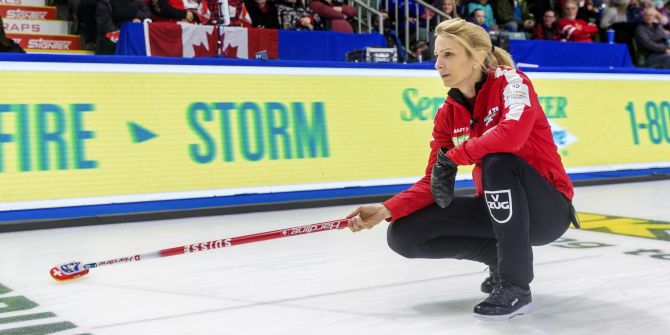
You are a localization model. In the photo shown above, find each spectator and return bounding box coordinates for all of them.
[635,6,670,67]
[409,39,431,62]
[96,0,151,55]
[150,0,211,24]
[432,0,460,20]
[601,0,632,29]
[244,0,280,28]
[532,0,555,24]
[429,0,460,29]
[577,0,601,25]
[441,0,460,19]
[308,0,356,33]
[601,0,637,58]
[533,9,563,40]
[495,0,534,32]
[558,0,598,42]
[470,8,490,31]
[70,0,98,50]
[641,0,669,27]
[277,0,321,30]
[379,0,426,32]
[0,16,25,53]
[467,0,497,29]
[555,0,602,23]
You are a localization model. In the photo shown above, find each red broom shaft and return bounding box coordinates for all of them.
[52,219,350,281]
[159,219,349,257]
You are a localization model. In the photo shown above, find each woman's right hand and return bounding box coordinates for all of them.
[346,204,392,233]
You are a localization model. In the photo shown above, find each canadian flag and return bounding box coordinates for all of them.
[146,22,218,57]
[221,27,278,59]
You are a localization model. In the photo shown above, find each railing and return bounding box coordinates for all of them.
[350,0,385,34]
[406,0,450,50]
[347,0,451,58]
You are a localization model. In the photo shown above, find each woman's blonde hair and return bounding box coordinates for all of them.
[434,18,515,71]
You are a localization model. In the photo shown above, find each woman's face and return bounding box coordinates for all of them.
[443,1,454,14]
[433,36,481,90]
[543,10,556,26]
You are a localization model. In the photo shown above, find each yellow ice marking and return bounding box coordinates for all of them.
[575,212,670,240]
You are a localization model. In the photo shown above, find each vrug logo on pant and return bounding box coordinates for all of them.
[485,190,513,223]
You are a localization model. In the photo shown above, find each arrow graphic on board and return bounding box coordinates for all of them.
[128,122,158,143]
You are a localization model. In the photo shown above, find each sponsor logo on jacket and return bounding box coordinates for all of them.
[484,106,499,126]
[451,126,469,146]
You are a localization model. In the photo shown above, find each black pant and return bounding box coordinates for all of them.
[387,153,572,288]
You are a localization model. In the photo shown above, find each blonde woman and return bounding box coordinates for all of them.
[437,0,460,19]
[346,18,577,320]
[429,0,460,30]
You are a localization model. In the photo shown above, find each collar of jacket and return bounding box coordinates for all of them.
[446,71,488,113]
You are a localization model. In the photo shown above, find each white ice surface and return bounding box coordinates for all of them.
[0,181,669,335]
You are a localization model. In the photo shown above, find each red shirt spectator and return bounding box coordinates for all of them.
[308,0,356,33]
[558,0,598,42]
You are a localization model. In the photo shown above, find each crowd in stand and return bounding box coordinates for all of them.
[0,0,666,67]
[67,0,360,54]
[387,0,670,67]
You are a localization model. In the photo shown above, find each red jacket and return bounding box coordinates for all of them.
[558,18,598,42]
[384,67,573,220]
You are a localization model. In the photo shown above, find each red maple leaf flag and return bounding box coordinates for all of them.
[221,27,277,59]
[146,22,217,57]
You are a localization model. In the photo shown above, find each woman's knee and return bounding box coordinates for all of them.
[386,220,419,258]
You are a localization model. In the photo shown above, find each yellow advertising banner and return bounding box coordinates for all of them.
[0,63,668,209]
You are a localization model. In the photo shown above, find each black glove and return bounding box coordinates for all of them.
[431,147,458,208]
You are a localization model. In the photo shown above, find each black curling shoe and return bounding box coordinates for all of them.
[473,280,533,321]
[480,265,500,294]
